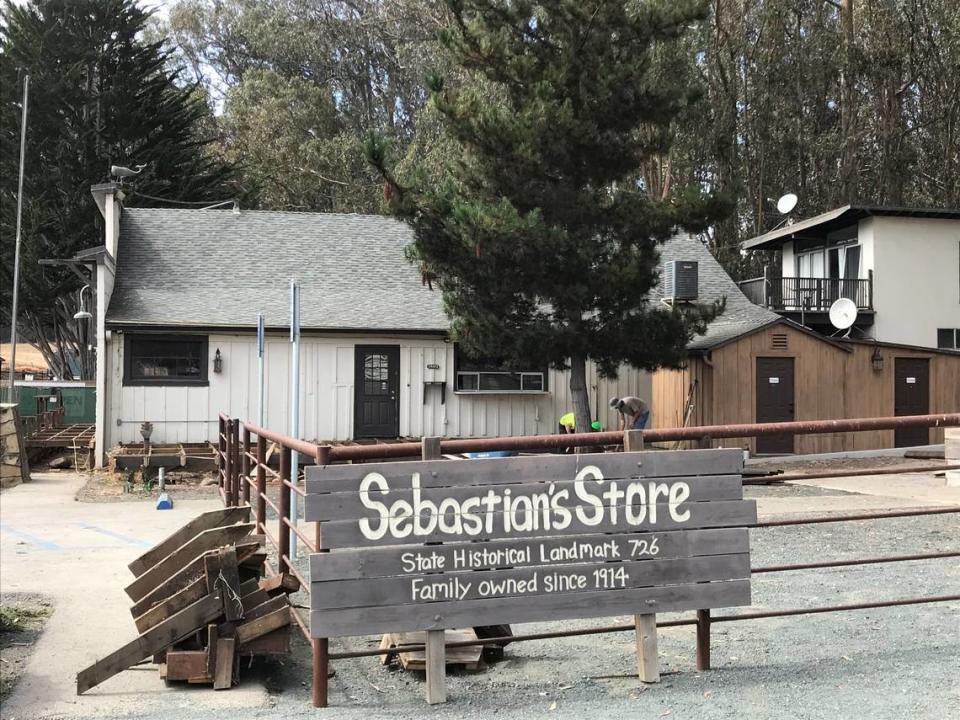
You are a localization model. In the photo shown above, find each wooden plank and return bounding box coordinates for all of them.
[310,527,748,581]
[128,507,250,577]
[77,593,222,694]
[130,542,263,618]
[124,523,254,602]
[305,449,743,493]
[305,473,744,522]
[311,553,749,611]
[239,626,290,655]
[164,650,210,682]
[213,638,235,690]
[243,594,290,622]
[316,499,757,548]
[213,548,243,622]
[235,607,291,645]
[133,576,208,634]
[425,629,446,704]
[635,613,659,683]
[206,625,218,677]
[259,573,301,595]
[310,578,750,638]
[241,587,271,613]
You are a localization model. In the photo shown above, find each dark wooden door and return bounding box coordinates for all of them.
[894,358,930,447]
[755,357,795,454]
[354,345,400,438]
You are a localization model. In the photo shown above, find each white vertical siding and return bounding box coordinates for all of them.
[105,331,652,448]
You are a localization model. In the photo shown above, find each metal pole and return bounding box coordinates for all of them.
[289,280,301,559]
[6,75,30,401]
[257,313,265,428]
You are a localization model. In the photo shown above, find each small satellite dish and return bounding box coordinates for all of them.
[776,193,799,215]
[828,297,858,331]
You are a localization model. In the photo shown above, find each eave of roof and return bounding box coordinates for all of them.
[741,205,960,251]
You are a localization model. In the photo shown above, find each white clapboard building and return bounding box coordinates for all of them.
[88,184,661,466]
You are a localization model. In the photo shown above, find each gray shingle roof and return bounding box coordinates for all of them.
[656,234,781,351]
[106,209,450,331]
[107,209,777,348]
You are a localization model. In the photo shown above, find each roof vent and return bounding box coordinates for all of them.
[771,333,788,350]
[664,260,698,301]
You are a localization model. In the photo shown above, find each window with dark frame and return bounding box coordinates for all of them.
[454,345,548,393]
[937,328,959,350]
[123,334,209,385]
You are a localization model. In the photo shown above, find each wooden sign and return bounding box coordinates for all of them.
[305,448,754,639]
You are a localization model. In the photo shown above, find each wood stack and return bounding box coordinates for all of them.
[77,507,299,694]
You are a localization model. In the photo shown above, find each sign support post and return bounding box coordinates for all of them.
[624,429,660,683]
[421,435,447,704]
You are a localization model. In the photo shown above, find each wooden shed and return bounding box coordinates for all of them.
[652,319,960,454]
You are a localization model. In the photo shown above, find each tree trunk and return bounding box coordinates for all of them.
[839,0,856,203]
[568,352,592,442]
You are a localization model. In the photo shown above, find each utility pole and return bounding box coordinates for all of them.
[288,281,301,559]
[6,75,30,400]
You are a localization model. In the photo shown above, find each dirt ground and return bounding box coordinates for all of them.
[73,468,220,503]
[0,594,52,704]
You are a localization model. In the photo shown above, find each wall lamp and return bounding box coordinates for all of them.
[214,348,223,373]
[871,346,884,372]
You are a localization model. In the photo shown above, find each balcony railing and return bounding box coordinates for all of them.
[739,275,873,312]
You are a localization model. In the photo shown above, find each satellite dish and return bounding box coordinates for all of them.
[776,193,799,215]
[828,297,858,331]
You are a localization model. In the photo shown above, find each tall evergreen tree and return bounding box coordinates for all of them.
[369,0,726,434]
[0,0,235,379]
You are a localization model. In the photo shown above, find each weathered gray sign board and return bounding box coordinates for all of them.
[306,449,754,638]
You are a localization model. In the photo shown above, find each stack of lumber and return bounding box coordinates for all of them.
[77,507,299,694]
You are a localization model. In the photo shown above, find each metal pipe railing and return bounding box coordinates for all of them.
[312,413,960,462]
[220,412,960,709]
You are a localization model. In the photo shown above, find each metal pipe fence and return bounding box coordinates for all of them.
[214,412,960,708]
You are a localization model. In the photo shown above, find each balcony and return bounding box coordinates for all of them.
[738,275,873,320]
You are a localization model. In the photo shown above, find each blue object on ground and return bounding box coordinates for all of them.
[155,493,173,510]
[464,450,516,459]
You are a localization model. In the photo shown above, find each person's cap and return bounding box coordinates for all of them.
[609,397,620,408]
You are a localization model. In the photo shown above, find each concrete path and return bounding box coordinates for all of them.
[0,472,271,720]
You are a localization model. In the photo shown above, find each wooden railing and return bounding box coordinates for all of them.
[739,274,873,312]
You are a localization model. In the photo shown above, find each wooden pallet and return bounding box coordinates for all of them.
[379,629,484,671]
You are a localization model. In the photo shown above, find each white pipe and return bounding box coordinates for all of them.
[6,75,29,399]
[257,313,265,428]
[289,281,301,559]
[158,466,165,492]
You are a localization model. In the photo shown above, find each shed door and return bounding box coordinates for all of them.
[755,357,795,454]
[894,358,930,447]
[354,345,400,439]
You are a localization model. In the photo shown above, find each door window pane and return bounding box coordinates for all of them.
[364,354,390,395]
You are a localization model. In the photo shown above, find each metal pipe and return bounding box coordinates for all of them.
[320,413,960,462]
[6,75,29,400]
[711,594,960,623]
[752,550,960,574]
[289,281,301,560]
[747,463,960,485]
[241,421,320,459]
[257,313,265,428]
[755,506,960,528]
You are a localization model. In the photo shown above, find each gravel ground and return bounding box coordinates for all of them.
[0,594,52,704]
[239,484,960,720]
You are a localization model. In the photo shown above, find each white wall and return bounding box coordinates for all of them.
[104,332,651,449]
[780,240,794,277]
[870,216,960,348]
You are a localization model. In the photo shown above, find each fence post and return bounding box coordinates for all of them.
[279,446,291,573]
[312,444,332,708]
[255,434,266,535]
[241,426,251,505]
[224,420,234,507]
[696,609,711,671]
[218,416,225,499]
[624,429,659,683]
[421,436,446,705]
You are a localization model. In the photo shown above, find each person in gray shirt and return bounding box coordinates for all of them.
[610,396,650,430]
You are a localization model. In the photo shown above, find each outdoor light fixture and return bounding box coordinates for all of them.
[73,284,92,320]
[871,346,884,372]
[214,348,223,373]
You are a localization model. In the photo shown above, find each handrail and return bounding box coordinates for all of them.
[317,412,960,462]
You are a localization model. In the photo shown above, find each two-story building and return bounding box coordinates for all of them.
[738,206,959,349]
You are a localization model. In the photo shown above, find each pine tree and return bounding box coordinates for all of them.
[369,0,727,434]
[0,0,236,379]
